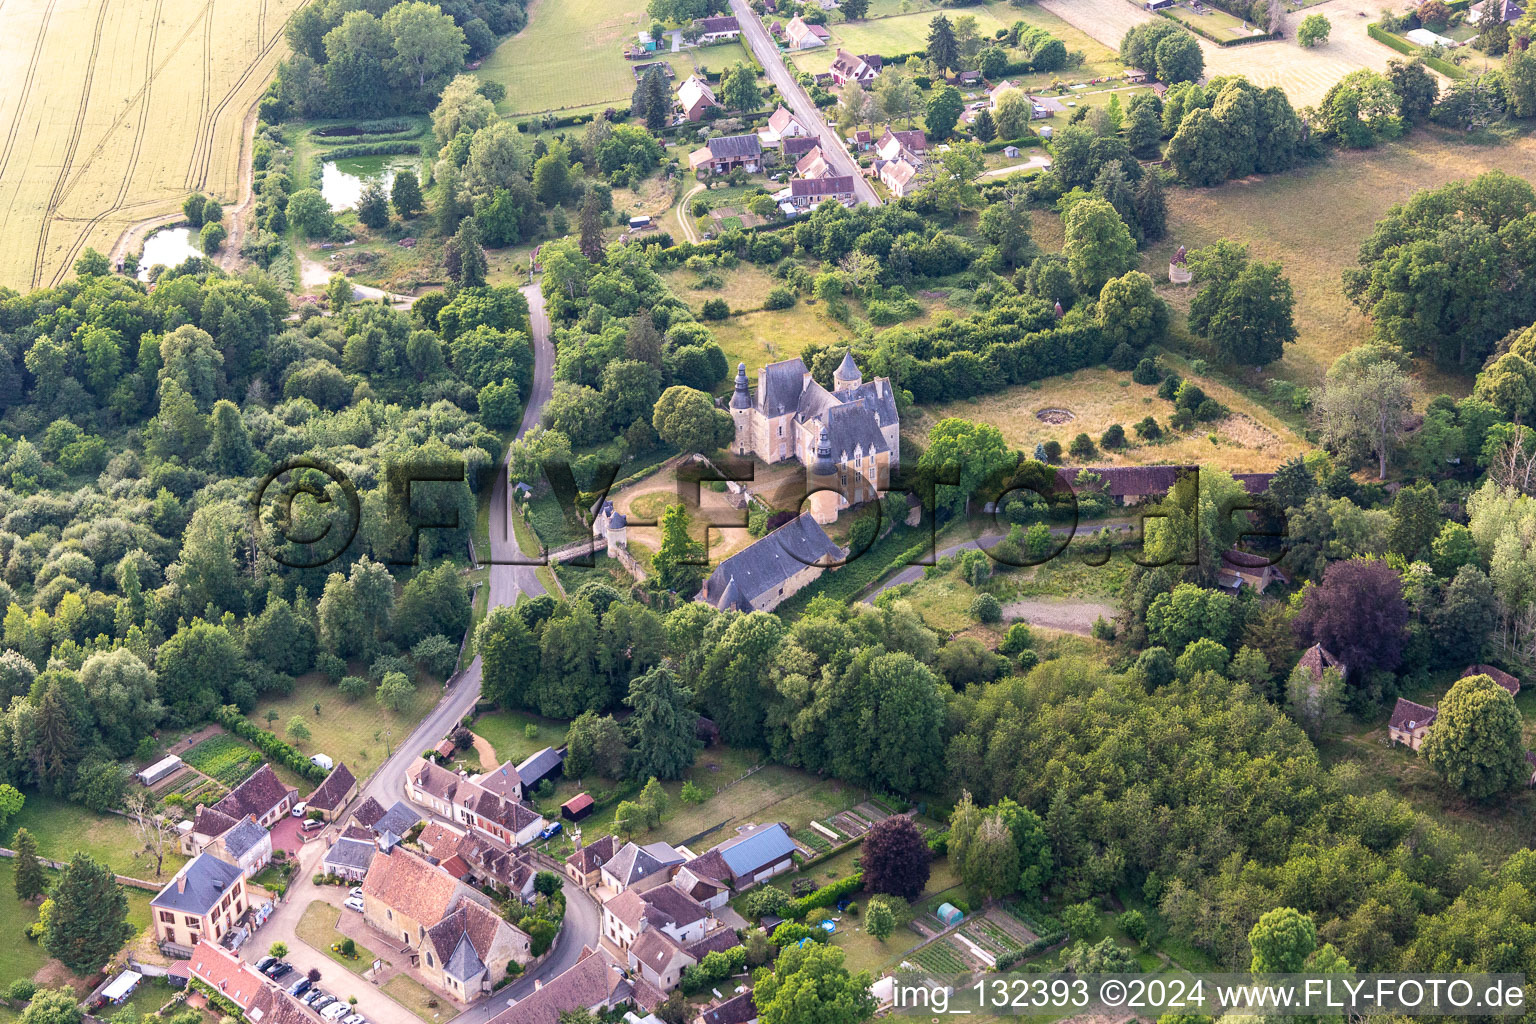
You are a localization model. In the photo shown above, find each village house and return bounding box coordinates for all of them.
[1216,550,1291,596]
[758,106,810,147]
[360,845,531,1000]
[700,513,843,613]
[405,757,547,849]
[187,940,267,1011]
[304,762,358,822]
[693,15,740,42]
[728,352,899,508]
[850,128,873,151]
[795,145,834,180]
[565,833,619,889]
[601,882,714,952]
[784,15,830,48]
[418,820,539,900]
[689,134,762,175]
[481,946,630,1024]
[600,840,686,894]
[987,80,1019,108]
[683,823,796,889]
[786,173,855,209]
[1469,0,1523,22]
[151,852,250,955]
[205,815,271,879]
[677,75,718,122]
[782,135,821,161]
[1388,698,1439,751]
[878,157,919,197]
[322,834,377,883]
[214,764,297,827]
[828,49,880,85]
[245,979,314,1024]
[874,127,926,165]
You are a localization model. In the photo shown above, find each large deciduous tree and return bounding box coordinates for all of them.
[860,817,931,902]
[1063,198,1137,297]
[1421,673,1526,799]
[754,941,876,1024]
[1186,240,1297,367]
[1292,558,1408,681]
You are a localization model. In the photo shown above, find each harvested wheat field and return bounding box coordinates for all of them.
[910,367,1309,473]
[1149,130,1536,394]
[0,0,303,290]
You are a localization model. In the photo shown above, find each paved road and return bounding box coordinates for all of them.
[245,280,597,1024]
[728,0,880,207]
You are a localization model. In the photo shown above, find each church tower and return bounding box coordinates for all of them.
[808,424,840,525]
[833,350,861,393]
[729,362,753,456]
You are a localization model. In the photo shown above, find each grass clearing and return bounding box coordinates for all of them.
[1152,128,1536,394]
[381,974,447,1022]
[0,0,305,289]
[707,305,852,393]
[252,672,443,781]
[908,367,1309,474]
[9,794,187,880]
[1160,5,1264,43]
[296,901,377,975]
[663,261,782,316]
[477,0,651,115]
[0,859,154,992]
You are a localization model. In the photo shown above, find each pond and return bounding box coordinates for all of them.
[138,226,200,279]
[321,155,421,212]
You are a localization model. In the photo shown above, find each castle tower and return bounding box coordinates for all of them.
[729,362,753,456]
[808,424,840,525]
[607,511,627,548]
[833,350,861,393]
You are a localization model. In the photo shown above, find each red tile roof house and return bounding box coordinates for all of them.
[875,127,927,165]
[688,134,763,175]
[187,940,267,1011]
[1388,698,1439,751]
[695,990,759,1024]
[565,833,618,889]
[483,946,630,1024]
[1462,663,1521,697]
[785,15,831,49]
[677,75,719,122]
[216,764,298,827]
[758,106,811,148]
[305,762,357,822]
[601,881,715,952]
[405,756,546,848]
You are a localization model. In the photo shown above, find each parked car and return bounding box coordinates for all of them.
[348,886,363,899]
[538,821,563,841]
[322,1002,351,1020]
[343,896,364,913]
[265,961,291,978]
[302,991,327,1006]
[302,818,325,832]
[291,801,308,818]
[255,955,276,972]
[311,995,335,1011]
[287,978,311,998]
[342,1014,366,1024]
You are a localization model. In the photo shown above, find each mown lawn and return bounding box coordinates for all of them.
[381,974,447,1022]
[707,305,852,395]
[8,795,187,880]
[252,673,443,784]
[0,859,155,991]
[296,901,377,975]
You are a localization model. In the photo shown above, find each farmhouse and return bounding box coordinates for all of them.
[785,15,830,48]
[205,815,272,879]
[728,352,899,505]
[1388,698,1438,751]
[600,882,714,952]
[693,15,740,42]
[829,49,880,85]
[600,840,686,894]
[151,852,250,955]
[405,757,546,848]
[875,127,926,164]
[688,134,763,174]
[418,819,539,899]
[795,146,835,180]
[322,835,377,883]
[677,75,718,122]
[878,157,919,198]
[701,513,843,612]
[1461,664,1521,697]
[1216,550,1291,595]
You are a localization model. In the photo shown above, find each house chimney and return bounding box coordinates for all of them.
[573,828,582,852]
[177,875,187,893]
[533,980,543,992]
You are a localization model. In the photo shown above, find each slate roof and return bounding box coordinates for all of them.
[351,796,387,828]
[703,514,843,609]
[630,928,693,977]
[697,15,738,31]
[605,841,686,886]
[783,135,820,158]
[681,850,731,886]
[699,990,758,1024]
[323,837,377,874]
[426,900,519,983]
[515,747,565,787]
[567,833,618,875]
[1389,698,1438,732]
[712,823,795,882]
[214,764,292,821]
[638,882,711,929]
[836,350,859,379]
[220,816,268,859]
[361,847,462,924]
[1462,664,1521,696]
[306,762,357,812]
[823,397,891,457]
[152,852,244,914]
[757,357,810,416]
[685,928,745,961]
[374,800,422,837]
[706,134,761,159]
[789,175,854,197]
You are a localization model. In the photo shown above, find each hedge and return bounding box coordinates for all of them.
[1155,10,1280,46]
[903,321,1116,404]
[788,871,864,918]
[993,930,1067,970]
[213,704,328,782]
[982,135,1043,154]
[317,140,428,160]
[1366,23,1470,78]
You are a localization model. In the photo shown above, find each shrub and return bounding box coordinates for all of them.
[1131,357,1161,385]
[970,593,1002,623]
[1100,424,1126,449]
[701,298,730,320]
[9,980,36,1001]
[1134,416,1162,440]
[764,285,796,310]
[1069,433,1096,460]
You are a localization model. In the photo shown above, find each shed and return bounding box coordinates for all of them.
[1002,145,1020,158]
[1038,125,1053,139]
[629,215,652,229]
[101,971,142,1005]
[936,902,964,927]
[434,738,456,759]
[138,755,183,786]
[561,793,596,821]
